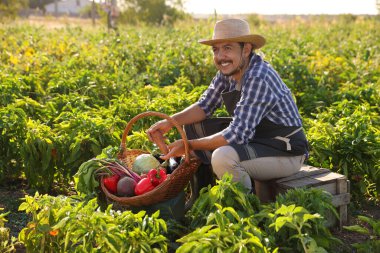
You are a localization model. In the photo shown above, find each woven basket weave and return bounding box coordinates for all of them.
[100,111,201,207]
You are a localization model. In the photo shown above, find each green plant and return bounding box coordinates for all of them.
[177,204,275,253]
[269,204,327,253]
[19,119,56,193]
[275,188,338,226]
[0,208,16,253]
[344,215,380,253]
[18,192,168,252]
[261,188,341,252]
[186,174,261,229]
[0,106,27,184]
[180,176,338,253]
[306,100,380,203]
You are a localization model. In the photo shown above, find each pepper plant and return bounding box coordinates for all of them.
[269,204,327,253]
[177,203,275,253]
[18,193,168,252]
[0,208,16,253]
[344,215,380,253]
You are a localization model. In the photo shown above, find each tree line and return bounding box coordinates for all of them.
[0,0,187,25]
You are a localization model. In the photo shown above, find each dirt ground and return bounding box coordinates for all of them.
[1,182,379,253]
[331,203,380,252]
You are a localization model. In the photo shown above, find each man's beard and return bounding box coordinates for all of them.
[219,57,245,77]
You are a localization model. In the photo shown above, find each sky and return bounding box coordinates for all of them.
[183,0,378,15]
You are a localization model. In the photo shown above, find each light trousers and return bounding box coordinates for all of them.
[211,145,305,202]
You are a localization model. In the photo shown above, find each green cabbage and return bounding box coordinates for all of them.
[132,154,160,175]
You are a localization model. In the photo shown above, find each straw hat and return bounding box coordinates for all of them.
[198,19,265,49]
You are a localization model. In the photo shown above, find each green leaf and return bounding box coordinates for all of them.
[275,204,295,215]
[176,225,215,243]
[303,213,321,222]
[222,206,241,222]
[37,224,51,233]
[52,217,70,230]
[176,241,198,252]
[18,202,30,212]
[274,217,291,232]
[103,235,119,253]
[343,225,370,235]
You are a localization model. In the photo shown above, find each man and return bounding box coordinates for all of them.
[147,19,308,202]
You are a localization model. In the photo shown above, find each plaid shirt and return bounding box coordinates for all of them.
[197,53,303,144]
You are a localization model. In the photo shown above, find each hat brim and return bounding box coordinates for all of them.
[198,34,266,49]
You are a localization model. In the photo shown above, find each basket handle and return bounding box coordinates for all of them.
[120,111,190,163]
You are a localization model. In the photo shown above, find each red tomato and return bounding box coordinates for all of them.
[134,177,155,195]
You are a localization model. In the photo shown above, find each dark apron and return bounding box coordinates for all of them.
[184,87,308,163]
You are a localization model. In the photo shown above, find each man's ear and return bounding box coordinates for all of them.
[243,43,253,57]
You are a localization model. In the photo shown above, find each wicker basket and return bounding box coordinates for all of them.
[100,111,201,207]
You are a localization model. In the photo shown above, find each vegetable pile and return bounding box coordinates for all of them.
[74,153,179,198]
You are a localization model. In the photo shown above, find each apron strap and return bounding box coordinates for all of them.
[284,127,303,138]
[273,127,303,151]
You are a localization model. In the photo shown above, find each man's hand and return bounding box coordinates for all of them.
[146,104,207,159]
[146,120,172,143]
[160,140,186,160]
[149,129,169,155]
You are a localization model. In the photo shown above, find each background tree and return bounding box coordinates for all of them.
[120,0,186,25]
[0,0,28,19]
[29,0,54,9]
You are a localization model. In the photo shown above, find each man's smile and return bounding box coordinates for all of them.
[218,61,233,67]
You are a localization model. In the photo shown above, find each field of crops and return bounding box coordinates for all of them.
[0,15,379,252]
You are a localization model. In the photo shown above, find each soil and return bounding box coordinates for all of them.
[1,181,379,253]
[330,203,380,253]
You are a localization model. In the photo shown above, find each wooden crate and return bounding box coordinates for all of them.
[274,165,350,228]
